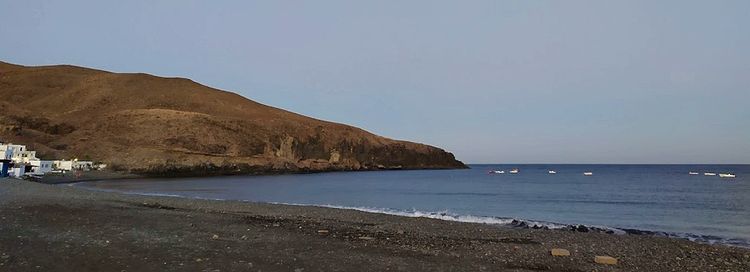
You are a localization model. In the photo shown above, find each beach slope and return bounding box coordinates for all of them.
[1,180,748,272]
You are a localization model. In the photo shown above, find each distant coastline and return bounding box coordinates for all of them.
[33,165,469,184]
[0,60,466,178]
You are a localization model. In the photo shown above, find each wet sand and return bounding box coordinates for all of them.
[1,180,748,271]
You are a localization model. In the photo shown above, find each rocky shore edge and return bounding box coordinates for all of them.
[31,164,467,184]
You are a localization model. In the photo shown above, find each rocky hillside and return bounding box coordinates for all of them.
[0,61,465,176]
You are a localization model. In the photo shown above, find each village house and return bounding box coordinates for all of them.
[0,143,45,176]
[73,160,94,171]
[53,159,96,172]
[0,143,38,164]
[52,159,74,172]
[10,164,25,178]
[1,147,12,160]
[0,142,99,178]
[29,160,55,175]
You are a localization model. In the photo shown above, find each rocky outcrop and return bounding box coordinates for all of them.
[0,61,466,176]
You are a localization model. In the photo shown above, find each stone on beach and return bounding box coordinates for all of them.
[550,248,570,256]
[317,230,329,234]
[594,255,618,265]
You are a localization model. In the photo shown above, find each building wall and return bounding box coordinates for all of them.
[0,144,24,160]
[1,149,12,160]
[16,151,37,163]
[73,161,94,171]
[30,160,54,174]
[53,160,74,171]
[0,144,38,163]
[10,167,25,178]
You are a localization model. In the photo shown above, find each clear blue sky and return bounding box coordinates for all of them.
[1,1,748,164]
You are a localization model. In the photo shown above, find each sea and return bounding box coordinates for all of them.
[76,164,750,247]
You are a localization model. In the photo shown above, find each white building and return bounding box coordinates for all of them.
[1,143,50,175]
[73,160,94,171]
[53,159,95,172]
[0,143,39,163]
[16,150,37,163]
[53,160,74,172]
[10,165,25,178]
[29,160,55,175]
[0,144,24,161]
[0,142,102,176]
[1,148,12,160]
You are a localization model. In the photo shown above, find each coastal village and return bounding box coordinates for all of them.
[0,142,104,179]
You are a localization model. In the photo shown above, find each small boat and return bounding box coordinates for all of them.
[509,169,519,174]
[719,173,736,178]
[548,170,557,174]
[704,172,716,176]
[688,172,699,175]
[489,170,505,174]
[583,172,593,176]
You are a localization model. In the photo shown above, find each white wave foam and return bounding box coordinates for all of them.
[125,192,185,198]
[333,205,519,224]
[69,186,749,248]
[656,231,749,248]
[275,203,631,236]
[273,202,517,225]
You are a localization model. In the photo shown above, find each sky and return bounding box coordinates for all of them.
[1,1,748,164]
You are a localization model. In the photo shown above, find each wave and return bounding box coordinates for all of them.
[619,228,750,248]
[122,192,186,198]
[317,205,518,225]
[402,192,502,197]
[70,184,750,248]
[302,203,611,231]
[275,202,749,248]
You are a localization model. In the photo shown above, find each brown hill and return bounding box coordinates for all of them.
[0,61,465,176]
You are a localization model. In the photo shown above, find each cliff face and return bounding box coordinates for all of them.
[0,61,466,175]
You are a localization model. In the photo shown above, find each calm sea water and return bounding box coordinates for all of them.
[78,164,750,247]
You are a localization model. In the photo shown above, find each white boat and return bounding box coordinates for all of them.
[490,170,505,174]
[704,172,716,176]
[719,173,736,178]
[583,172,593,176]
[548,170,557,174]
[509,169,519,174]
[688,172,699,175]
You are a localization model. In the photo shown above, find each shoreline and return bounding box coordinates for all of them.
[273,203,750,249]
[34,166,469,185]
[69,181,750,249]
[2,180,749,271]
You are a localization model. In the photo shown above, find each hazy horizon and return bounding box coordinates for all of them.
[2,1,748,164]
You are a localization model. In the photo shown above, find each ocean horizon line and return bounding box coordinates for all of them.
[467,163,750,166]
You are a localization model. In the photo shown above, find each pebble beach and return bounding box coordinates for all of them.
[1,180,749,272]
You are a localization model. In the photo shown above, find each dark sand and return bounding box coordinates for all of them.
[1,180,748,272]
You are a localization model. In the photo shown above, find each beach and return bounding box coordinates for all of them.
[1,180,748,272]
